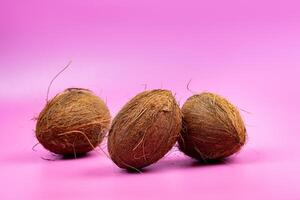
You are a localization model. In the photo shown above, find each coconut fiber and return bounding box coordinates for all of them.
[36,88,111,155]
[108,89,182,170]
[179,92,246,161]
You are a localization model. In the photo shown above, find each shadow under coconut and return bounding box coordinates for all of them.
[31,142,100,161]
[82,149,267,178]
[184,147,269,166]
[143,156,233,173]
[189,157,234,167]
[0,147,93,164]
[61,153,89,159]
[118,150,255,174]
[1,152,92,164]
[38,151,98,162]
[80,154,240,178]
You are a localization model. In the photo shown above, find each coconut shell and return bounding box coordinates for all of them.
[178,92,246,161]
[108,89,182,170]
[36,88,111,155]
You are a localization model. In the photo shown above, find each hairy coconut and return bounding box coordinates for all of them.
[108,89,182,170]
[178,92,246,161]
[36,88,111,155]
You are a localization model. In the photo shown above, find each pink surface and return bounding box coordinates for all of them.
[1,0,300,199]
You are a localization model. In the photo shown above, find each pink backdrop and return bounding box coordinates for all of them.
[1,0,300,199]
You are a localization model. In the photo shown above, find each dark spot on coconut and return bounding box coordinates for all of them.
[178,92,246,161]
[36,88,111,156]
[108,89,182,170]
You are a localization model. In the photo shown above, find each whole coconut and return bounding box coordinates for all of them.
[36,88,111,155]
[108,89,182,170]
[179,92,246,161]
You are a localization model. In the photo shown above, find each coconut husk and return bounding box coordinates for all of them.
[36,88,111,155]
[178,92,246,161]
[108,89,182,170]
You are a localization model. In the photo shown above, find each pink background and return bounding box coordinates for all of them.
[1,0,300,199]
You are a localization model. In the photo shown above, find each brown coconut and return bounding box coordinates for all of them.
[108,89,182,170]
[36,88,111,155]
[178,92,246,161]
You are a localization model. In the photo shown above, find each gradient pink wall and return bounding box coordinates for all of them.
[1,0,300,199]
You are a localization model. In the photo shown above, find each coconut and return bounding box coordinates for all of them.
[36,88,111,156]
[178,92,246,161]
[108,89,182,170]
